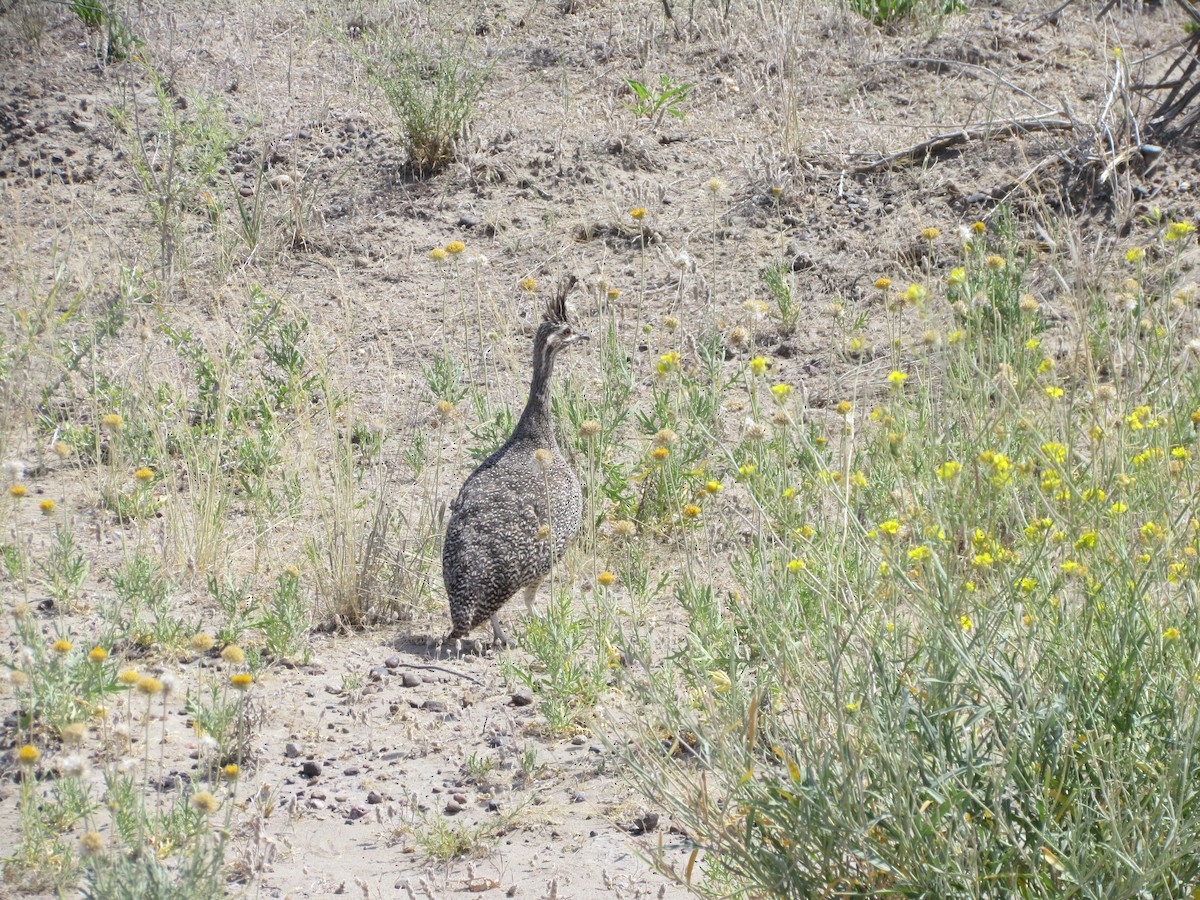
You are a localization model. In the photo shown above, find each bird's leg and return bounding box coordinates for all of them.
[490,613,511,648]
[521,581,541,613]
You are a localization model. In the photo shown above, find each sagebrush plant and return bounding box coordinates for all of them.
[613,214,1200,896]
[352,28,489,177]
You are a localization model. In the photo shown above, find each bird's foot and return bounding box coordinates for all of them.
[490,613,512,649]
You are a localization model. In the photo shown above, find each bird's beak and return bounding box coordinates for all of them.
[567,332,590,345]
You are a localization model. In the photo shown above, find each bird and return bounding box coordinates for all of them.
[442,279,588,648]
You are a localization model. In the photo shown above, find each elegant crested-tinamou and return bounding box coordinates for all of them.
[442,280,587,646]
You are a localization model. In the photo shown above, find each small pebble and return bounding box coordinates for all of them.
[366,791,383,804]
[402,672,422,687]
[511,689,534,707]
[444,800,462,815]
[422,699,447,713]
[384,656,400,669]
[300,761,323,778]
[570,735,586,746]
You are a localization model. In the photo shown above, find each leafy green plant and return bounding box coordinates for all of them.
[39,524,89,610]
[848,0,964,25]
[255,569,310,662]
[355,32,489,177]
[623,75,695,126]
[503,588,610,734]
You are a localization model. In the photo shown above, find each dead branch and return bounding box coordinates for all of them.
[847,116,1076,175]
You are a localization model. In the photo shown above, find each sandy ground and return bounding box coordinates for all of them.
[1,0,1195,895]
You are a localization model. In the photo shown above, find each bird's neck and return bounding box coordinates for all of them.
[512,342,556,446]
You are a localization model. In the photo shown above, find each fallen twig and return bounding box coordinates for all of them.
[848,116,1076,174]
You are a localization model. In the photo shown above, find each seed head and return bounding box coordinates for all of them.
[54,441,70,458]
[1019,294,1040,314]
[920,226,941,241]
[117,668,140,686]
[191,632,215,652]
[533,448,554,471]
[136,675,163,696]
[435,400,455,419]
[221,645,246,665]
[62,722,87,745]
[191,791,220,815]
[101,413,124,431]
[652,428,678,448]
[985,255,1007,270]
[80,832,104,856]
[536,523,551,540]
[704,177,724,193]
[612,520,636,539]
[519,276,537,292]
[579,420,602,440]
[728,326,749,348]
[60,753,87,778]
[429,247,448,262]
[745,422,768,441]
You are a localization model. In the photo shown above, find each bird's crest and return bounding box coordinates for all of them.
[542,275,578,325]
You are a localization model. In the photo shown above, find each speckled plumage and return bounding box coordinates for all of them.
[443,284,587,645]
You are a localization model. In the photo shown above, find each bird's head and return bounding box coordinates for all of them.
[538,276,589,353]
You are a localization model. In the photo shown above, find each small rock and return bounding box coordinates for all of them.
[366,791,383,804]
[402,672,422,688]
[300,761,323,778]
[347,805,367,820]
[453,793,468,804]
[269,173,293,190]
[307,798,326,810]
[458,214,479,229]
[570,735,586,746]
[285,742,303,758]
[422,699,447,713]
[511,689,534,707]
[368,667,387,682]
[444,800,462,815]
[572,791,585,803]
[384,656,400,669]
[589,744,604,754]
